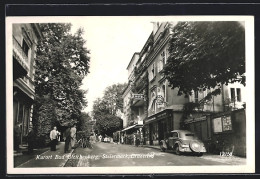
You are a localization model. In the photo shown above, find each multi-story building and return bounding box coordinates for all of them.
[13,23,42,150]
[144,22,190,145]
[122,21,246,153]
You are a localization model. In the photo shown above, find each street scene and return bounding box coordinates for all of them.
[15,141,246,168]
[9,16,251,173]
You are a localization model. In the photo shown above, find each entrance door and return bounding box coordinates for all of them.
[158,121,164,141]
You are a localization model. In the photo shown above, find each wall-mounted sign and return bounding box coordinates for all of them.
[213,117,223,133]
[222,116,232,131]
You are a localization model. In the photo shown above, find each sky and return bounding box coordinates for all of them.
[69,17,153,114]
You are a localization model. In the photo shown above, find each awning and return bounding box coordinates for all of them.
[145,109,172,124]
[121,124,137,132]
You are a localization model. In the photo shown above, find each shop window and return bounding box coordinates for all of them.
[22,39,29,57]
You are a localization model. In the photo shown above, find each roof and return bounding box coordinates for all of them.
[126,52,140,70]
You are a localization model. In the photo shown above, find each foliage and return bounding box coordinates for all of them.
[92,83,126,136]
[95,114,123,136]
[34,23,90,134]
[163,21,245,96]
[103,83,127,114]
[78,112,93,135]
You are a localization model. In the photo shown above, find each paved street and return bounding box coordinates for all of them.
[76,142,245,167]
[15,142,246,168]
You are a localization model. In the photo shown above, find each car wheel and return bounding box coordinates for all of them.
[175,145,181,155]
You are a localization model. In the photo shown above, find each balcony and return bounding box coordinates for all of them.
[13,37,29,72]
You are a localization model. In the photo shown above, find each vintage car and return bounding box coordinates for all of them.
[160,130,206,156]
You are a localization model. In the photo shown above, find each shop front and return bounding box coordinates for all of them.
[120,122,144,145]
[144,109,173,146]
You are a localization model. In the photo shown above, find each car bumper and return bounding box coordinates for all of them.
[179,146,206,153]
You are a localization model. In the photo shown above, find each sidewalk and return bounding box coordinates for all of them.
[16,142,74,168]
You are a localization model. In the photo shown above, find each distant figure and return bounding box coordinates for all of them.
[27,127,35,154]
[70,124,77,148]
[50,126,57,151]
[63,125,71,153]
[121,134,124,144]
[136,130,141,147]
[98,135,102,142]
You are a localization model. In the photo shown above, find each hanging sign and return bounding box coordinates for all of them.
[132,93,145,100]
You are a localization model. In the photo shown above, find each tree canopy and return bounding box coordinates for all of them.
[163,21,245,96]
[34,23,90,136]
[92,83,126,136]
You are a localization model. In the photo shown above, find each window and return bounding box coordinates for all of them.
[149,63,156,81]
[194,91,199,103]
[151,90,156,112]
[162,85,166,101]
[22,39,29,56]
[230,88,235,102]
[161,50,166,64]
[236,88,241,102]
[230,88,241,102]
[172,132,178,138]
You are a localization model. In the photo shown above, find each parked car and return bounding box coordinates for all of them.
[160,130,206,156]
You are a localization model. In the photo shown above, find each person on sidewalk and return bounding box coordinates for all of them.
[14,123,22,152]
[70,124,77,149]
[50,126,57,151]
[63,125,71,153]
[27,127,35,154]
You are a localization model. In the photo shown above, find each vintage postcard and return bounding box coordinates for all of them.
[6,16,255,174]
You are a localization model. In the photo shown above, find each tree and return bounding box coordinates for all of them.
[163,21,245,97]
[77,112,93,136]
[34,23,90,136]
[103,83,127,114]
[92,83,126,136]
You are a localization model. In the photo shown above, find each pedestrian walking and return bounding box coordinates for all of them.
[70,124,77,148]
[63,125,71,153]
[50,126,58,151]
[27,127,35,154]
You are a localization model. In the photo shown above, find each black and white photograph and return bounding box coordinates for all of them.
[6,16,255,174]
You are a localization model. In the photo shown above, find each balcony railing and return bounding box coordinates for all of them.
[13,36,29,71]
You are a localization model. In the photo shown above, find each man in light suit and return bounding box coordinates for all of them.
[50,126,57,151]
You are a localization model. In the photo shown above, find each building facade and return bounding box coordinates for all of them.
[13,23,42,150]
[122,21,246,154]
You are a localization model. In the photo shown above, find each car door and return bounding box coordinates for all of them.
[168,132,179,149]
